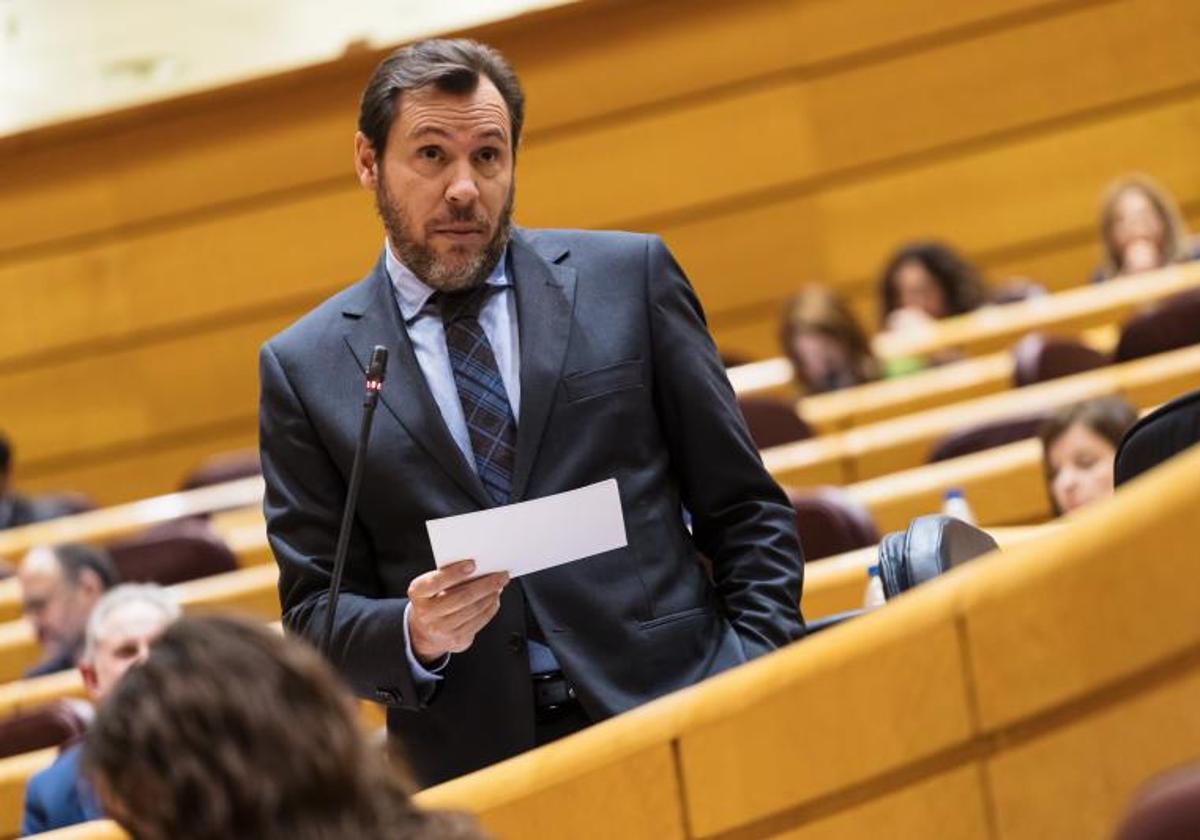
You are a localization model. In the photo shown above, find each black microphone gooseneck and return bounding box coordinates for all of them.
[322,345,389,657]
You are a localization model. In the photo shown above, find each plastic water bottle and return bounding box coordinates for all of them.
[862,564,886,610]
[942,488,977,525]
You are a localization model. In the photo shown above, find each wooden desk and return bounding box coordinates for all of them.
[0,509,268,625]
[871,261,1200,361]
[765,344,1200,484]
[0,477,264,562]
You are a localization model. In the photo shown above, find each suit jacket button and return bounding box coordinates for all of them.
[508,633,526,653]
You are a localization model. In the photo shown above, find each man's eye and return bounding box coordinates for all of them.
[477,148,498,163]
[418,147,443,161]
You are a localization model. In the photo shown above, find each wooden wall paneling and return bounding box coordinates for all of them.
[0,0,1090,255]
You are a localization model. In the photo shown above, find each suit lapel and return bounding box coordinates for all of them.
[510,231,576,501]
[342,254,492,508]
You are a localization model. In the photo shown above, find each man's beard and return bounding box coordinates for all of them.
[375,179,514,292]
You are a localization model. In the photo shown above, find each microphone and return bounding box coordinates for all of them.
[322,345,389,657]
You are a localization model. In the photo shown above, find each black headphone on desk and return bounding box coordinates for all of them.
[877,514,1000,601]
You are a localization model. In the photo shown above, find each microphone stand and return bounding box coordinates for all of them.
[322,345,388,657]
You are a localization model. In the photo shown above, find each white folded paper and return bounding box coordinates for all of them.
[426,478,628,577]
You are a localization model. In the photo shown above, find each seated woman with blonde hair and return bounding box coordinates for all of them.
[1038,396,1138,516]
[1094,174,1197,282]
[84,615,485,840]
[779,286,880,394]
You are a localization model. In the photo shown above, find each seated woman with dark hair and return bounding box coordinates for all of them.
[1038,396,1138,516]
[877,240,990,331]
[875,241,991,374]
[779,286,879,394]
[84,615,485,840]
[1093,174,1197,283]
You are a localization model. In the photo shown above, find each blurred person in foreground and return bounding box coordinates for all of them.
[1038,396,1138,516]
[20,584,179,836]
[779,286,879,394]
[84,615,484,840]
[19,543,120,677]
[259,38,804,785]
[1094,174,1196,283]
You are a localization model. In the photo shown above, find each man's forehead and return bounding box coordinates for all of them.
[395,78,510,140]
[19,549,63,588]
[94,602,169,642]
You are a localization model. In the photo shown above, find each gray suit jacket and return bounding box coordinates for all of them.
[259,228,804,785]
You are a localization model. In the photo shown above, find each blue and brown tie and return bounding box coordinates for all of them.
[438,285,558,666]
[438,284,517,506]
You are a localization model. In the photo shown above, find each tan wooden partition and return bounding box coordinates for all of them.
[411,440,1200,839]
[5,0,1200,505]
[765,343,1200,485]
[16,445,1200,837]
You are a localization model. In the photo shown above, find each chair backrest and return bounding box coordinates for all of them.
[928,414,1049,462]
[1115,387,1200,487]
[737,396,813,449]
[180,448,262,491]
[786,487,879,562]
[0,699,92,760]
[1011,333,1110,387]
[108,518,238,586]
[1114,288,1200,363]
[877,514,998,600]
[1115,761,1200,840]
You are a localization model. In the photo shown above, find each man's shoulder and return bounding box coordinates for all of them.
[519,227,659,262]
[26,744,83,800]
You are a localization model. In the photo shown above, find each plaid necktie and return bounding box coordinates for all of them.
[438,285,517,506]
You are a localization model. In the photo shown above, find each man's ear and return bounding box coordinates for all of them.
[354,132,379,190]
[76,568,104,603]
[80,663,100,698]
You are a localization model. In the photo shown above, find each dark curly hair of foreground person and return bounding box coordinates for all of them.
[83,614,487,840]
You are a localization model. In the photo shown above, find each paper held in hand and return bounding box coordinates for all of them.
[426,479,628,577]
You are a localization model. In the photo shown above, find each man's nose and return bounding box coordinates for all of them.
[445,162,480,206]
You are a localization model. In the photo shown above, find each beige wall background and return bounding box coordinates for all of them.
[2,0,1199,504]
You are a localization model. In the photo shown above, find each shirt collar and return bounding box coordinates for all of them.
[384,241,511,324]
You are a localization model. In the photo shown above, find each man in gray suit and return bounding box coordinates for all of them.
[259,38,804,786]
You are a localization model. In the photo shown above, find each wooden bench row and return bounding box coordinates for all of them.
[727,261,1200,402]
[11,443,1197,838]
[0,524,1049,838]
[764,342,1200,485]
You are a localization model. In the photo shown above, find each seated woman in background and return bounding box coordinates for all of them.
[84,616,484,840]
[1038,396,1138,516]
[1094,174,1196,282]
[779,286,879,393]
[877,241,990,330]
[876,241,990,374]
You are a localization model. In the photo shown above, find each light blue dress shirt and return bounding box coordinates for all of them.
[384,243,559,685]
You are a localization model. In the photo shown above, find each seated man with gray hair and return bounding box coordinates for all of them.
[20,583,180,836]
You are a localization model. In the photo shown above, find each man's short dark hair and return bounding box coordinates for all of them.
[0,432,11,475]
[54,543,120,591]
[358,38,525,158]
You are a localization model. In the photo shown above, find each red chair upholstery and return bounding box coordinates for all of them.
[180,448,262,491]
[0,700,92,760]
[1115,288,1200,363]
[1011,333,1110,387]
[108,518,238,586]
[738,396,812,449]
[786,487,879,562]
[928,414,1050,463]
[1115,761,1200,840]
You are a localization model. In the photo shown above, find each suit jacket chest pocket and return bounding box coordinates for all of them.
[562,359,644,403]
